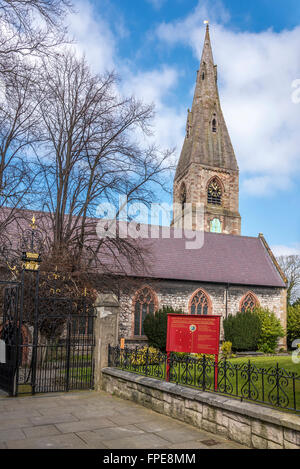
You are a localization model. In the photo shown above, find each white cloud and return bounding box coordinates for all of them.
[67,0,116,72]
[146,0,167,10]
[121,66,178,107]
[65,1,185,155]
[120,66,185,151]
[271,244,300,256]
[155,1,300,196]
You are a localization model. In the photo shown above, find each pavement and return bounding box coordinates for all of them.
[0,390,248,449]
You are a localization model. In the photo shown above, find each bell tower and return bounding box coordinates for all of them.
[172,24,241,235]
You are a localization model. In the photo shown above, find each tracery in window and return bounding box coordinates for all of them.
[240,292,259,313]
[133,286,157,336]
[190,289,211,315]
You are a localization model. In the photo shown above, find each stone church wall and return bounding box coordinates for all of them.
[118,279,287,349]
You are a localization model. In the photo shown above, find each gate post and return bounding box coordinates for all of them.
[93,293,119,391]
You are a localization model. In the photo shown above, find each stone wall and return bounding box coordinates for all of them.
[102,368,300,449]
[118,279,287,349]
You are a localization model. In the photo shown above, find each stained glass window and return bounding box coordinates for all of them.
[240,292,259,313]
[190,289,211,315]
[134,287,157,336]
[210,218,221,233]
[207,178,222,205]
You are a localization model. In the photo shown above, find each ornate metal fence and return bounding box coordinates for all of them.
[108,345,300,413]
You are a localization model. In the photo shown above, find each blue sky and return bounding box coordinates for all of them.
[67,0,300,255]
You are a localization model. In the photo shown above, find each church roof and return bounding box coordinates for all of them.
[1,207,285,289]
[123,227,286,288]
[175,25,239,178]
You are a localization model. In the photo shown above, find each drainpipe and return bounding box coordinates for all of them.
[225,283,229,319]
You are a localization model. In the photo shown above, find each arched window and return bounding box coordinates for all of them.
[240,292,260,313]
[207,177,222,205]
[133,286,157,336]
[212,118,217,132]
[189,289,212,315]
[201,62,206,81]
[180,183,187,211]
[210,218,221,233]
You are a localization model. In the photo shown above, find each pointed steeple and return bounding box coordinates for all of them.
[172,24,241,236]
[175,24,238,178]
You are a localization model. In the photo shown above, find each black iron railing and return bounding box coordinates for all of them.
[108,345,300,413]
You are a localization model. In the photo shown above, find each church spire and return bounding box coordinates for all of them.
[172,24,241,236]
[175,23,238,178]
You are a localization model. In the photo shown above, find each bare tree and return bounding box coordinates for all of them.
[34,51,174,275]
[277,255,300,305]
[0,58,45,265]
[0,0,72,73]
[0,0,73,268]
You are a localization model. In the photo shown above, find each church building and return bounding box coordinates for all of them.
[117,25,287,350]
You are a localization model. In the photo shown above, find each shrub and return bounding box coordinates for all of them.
[223,311,261,351]
[172,352,214,360]
[287,304,300,349]
[130,346,161,366]
[254,307,285,353]
[143,306,184,352]
[221,341,235,358]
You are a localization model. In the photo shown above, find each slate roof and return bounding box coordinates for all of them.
[122,226,286,288]
[1,208,286,289]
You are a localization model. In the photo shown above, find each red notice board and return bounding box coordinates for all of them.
[166,314,221,355]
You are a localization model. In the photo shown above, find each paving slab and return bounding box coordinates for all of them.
[102,432,169,449]
[0,390,249,449]
[88,425,146,441]
[155,427,215,444]
[107,412,155,426]
[22,424,62,439]
[29,413,79,426]
[6,433,88,449]
[0,409,42,419]
[0,429,26,442]
[55,417,116,434]
[0,417,33,431]
[70,408,120,420]
[76,425,146,448]
[37,406,85,417]
[135,418,191,433]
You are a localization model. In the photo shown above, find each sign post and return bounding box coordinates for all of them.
[166,314,221,391]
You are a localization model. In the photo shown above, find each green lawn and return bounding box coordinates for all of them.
[224,355,300,412]
[228,355,299,373]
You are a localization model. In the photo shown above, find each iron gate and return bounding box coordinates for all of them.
[18,296,96,395]
[0,282,21,395]
[0,277,96,396]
